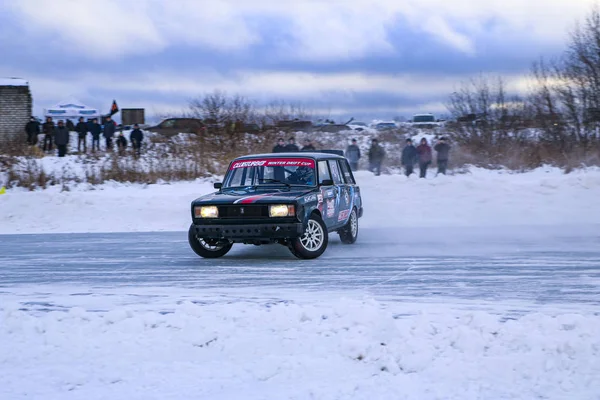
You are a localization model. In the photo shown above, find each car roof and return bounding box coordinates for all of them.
[235,152,345,161]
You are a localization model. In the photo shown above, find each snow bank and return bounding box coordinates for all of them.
[1,299,598,400]
[1,166,600,234]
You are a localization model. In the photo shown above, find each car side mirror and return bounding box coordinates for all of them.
[213,182,223,189]
[320,179,334,186]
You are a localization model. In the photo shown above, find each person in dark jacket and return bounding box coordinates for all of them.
[103,116,116,150]
[90,118,102,152]
[54,120,70,157]
[25,117,40,145]
[301,138,316,152]
[285,137,300,152]
[66,119,75,132]
[116,132,127,154]
[272,137,286,153]
[434,137,451,175]
[75,117,88,153]
[401,138,418,176]
[345,138,361,171]
[42,117,55,152]
[416,138,433,178]
[130,124,144,156]
[368,138,385,176]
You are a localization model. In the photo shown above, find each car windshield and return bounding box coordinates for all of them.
[413,115,435,123]
[223,158,317,188]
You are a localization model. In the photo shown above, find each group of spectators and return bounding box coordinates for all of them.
[270,135,451,177]
[25,116,145,157]
[272,137,316,153]
[400,137,451,178]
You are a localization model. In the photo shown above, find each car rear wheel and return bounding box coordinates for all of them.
[338,208,358,244]
[188,224,233,258]
[289,214,328,259]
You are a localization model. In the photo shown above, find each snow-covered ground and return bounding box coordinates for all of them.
[2,167,600,399]
[1,165,599,234]
[3,297,599,400]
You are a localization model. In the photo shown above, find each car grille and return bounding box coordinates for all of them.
[218,205,269,218]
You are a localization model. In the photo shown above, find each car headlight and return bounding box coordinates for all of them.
[195,205,218,218]
[269,204,295,217]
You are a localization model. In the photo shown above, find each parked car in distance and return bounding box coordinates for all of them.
[411,114,441,129]
[243,123,261,134]
[316,124,350,133]
[188,152,363,259]
[374,122,397,131]
[147,118,206,136]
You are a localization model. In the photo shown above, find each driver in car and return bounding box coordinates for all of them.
[287,166,315,185]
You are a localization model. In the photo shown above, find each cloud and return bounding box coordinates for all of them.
[2,0,595,62]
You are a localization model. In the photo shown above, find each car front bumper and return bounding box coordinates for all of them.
[192,222,304,240]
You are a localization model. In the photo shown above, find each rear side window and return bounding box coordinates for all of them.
[328,160,343,184]
[338,159,355,184]
[318,161,331,184]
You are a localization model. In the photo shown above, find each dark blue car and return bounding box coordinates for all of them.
[189,152,363,259]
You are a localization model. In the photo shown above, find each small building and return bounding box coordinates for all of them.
[0,78,32,142]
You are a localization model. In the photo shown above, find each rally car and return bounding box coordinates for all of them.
[188,152,363,259]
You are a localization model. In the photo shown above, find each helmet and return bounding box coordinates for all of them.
[289,166,314,184]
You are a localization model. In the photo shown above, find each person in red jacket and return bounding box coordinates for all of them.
[416,138,432,178]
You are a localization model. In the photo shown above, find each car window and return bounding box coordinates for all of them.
[338,159,355,184]
[318,161,331,184]
[161,119,175,128]
[328,160,343,184]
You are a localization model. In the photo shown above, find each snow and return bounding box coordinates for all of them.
[2,296,599,400]
[1,165,600,234]
[2,166,600,398]
[0,77,28,86]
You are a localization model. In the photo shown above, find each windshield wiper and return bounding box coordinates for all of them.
[258,179,291,189]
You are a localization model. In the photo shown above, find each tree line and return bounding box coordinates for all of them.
[446,6,600,166]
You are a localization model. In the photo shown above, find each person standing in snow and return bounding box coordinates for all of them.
[116,131,127,154]
[25,117,40,145]
[416,138,433,178]
[66,119,75,132]
[42,117,55,152]
[103,116,116,150]
[401,138,418,177]
[75,117,88,153]
[345,138,361,171]
[301,138,316,152]
[368,138,385,176]
[434,136,451,175]
[272,137,286,153]
[90,118,102,152]
[130,124,144,156]
[285,137,300,152]
[54,120,70,157]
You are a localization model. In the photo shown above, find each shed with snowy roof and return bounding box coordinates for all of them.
[0,78,32,142]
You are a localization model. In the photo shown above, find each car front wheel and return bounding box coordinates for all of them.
[338,208,358,244]
[188,224,233,258]
[289,214,328,259]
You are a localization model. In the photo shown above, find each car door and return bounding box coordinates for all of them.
[337,158,359,222]
[317,160,338,228]
[159,119,177,136]
[327,159,348,228]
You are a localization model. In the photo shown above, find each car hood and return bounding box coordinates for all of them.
[193,187,315,205]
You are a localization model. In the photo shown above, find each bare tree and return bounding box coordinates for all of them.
[446,75,530,149]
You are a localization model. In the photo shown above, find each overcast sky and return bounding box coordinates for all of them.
[0,0,595,121]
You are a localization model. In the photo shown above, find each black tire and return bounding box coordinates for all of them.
[338,208,359,244]
[289,214,328,259]
[188,224,233,258]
